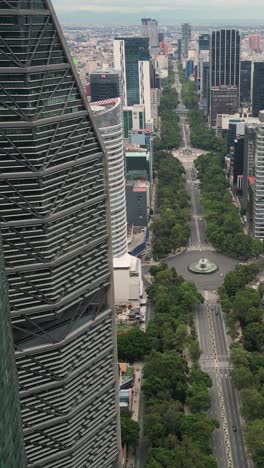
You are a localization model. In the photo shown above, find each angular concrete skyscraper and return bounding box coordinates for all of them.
[0,1,121,467]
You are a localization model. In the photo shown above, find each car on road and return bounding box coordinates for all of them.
[232,425,237,432]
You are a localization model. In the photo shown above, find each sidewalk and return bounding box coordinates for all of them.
[125,362,143,468]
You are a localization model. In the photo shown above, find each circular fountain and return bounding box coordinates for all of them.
[188,258,218,274]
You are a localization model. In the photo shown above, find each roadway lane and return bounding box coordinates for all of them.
[222,371,249,468]
[209,301,229,356]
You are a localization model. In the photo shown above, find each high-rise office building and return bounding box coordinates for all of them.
[199,33,210,53]
[0,233,26,468]
[252,61,264,117]
[90,71,120,102]
[249,34,261,53]
[199,57,210,110]
[158,32,165,44]
[250,112,264,238]
[91,98,143,304]
[0,1,121,467]
[240,60,252,106]
[243,123,258,207]
[114,37,152,129]
[141,18,159,51]
[210,29,240,126]
[91,98,127,259]
[210,29,240,87]
[181,23,191,57]
[210,87,239,127]
[177,39,182,60]
[114,37,150,106]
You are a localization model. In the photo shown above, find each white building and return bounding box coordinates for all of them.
[252,111,264,239]
[91,98,143,303]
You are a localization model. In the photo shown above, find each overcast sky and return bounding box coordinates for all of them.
[52,0,264,24]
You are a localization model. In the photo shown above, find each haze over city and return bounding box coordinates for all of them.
[0,2,264,468]
[53,0,264,24]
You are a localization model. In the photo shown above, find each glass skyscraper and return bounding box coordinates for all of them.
[0,1,121,467]
[114,37,150,106]
[210,29,240,87]
[0,232,26,468]
[240,60,252,106]
[90,71,121,102]
[209,29,240,126]
[181,23,191,58]
[252,62,264,117]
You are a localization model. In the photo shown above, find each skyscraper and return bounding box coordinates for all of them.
[0,233,26,468]
[114,37,150,106]
[249,34,261,53]
[199,33,210,53]
[252,61,264,117]
[210,29,240,126]
[91,98,127,259]
[141,18,159,51]
[251,111,264,239]
[240,60,252,106]
[90,71,121,102]
[0,1,121,467]
[91,98,142,304]
[210,29,240,88]
[114,37,152,130]
[181,23,191,58]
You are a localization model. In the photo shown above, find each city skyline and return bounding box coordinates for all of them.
[53,0,264,25]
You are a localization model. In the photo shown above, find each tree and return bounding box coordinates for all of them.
[120,409,140,448]
[241,388,264,421]
[230,346,252,368]
[244,420,264,467]
[144,400,183,447]
[243,322,264,352]
[143,350,188,403]
[232,289,261,326]
[117,326,147,362]
[186,384,211,413]
[231,366,255,390]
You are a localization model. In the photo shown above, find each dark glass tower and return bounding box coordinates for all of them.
[199,33,210,52]
[0,233,26,468]
[240,60,252,106]
[209,29,240,126]
[252,62,264,117]
[210,29,240,87]
[115,37,150,106]
[0,1,121,467]
[90,71,120,102]
[181,23,191,58]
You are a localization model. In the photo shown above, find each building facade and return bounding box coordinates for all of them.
[210,29,240,126]
[210,29,240,88]
[0,233,26,468]
[0,1,121,467]
[240,60,252,106]
[210,86,239,128]
[141,18,159,51]
[249,34,261,53]
[90,71,121,102]
[252,61,264,117]
[91,98,127,258]
[181,23,191,58]
[252,112,264,238]
[113,37,150,107]
[199,33,210,52]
